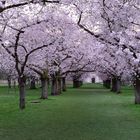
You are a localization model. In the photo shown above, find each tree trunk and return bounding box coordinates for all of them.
[7,76,11,89]
[134,78,140,104]
[18,76,26,109]
[103,80,106,87]
[73,79,81,88]
[103,79,111,89]
[40,77,48,99]
[79,81,83,87]
[111,78,121,93]
[62,77,66,92]
[111,78,117,92]
[116,79,121,93]
[58,77,62,94]
[30,77,36,89]
[51,75,57,95]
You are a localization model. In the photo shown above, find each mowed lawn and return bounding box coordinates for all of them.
[0,84,140,140]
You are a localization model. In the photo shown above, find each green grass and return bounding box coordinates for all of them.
[0,83,140,140]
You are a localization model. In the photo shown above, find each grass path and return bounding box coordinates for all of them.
[0,84,140,140]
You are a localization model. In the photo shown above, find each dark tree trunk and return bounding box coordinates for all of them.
[80,81,83,86]
[134,78,140,104]
[55,77,59,95]
[111,78,121,93]
[73,79,82,88]
[103,79,111,89]
[18,76,26,110]
[58,77,62,94]
[62,77,66,92]
[30,77,36,89]
[7,76,11,89]
[51,75,57,95]
[111,78,117,92]
[116,79,121,93]
[103,80,106,87]
[40,77,48,99]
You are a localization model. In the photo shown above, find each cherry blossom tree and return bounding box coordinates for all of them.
[72,0,140,103]
[0,4,60,109]
[1,0,140,107]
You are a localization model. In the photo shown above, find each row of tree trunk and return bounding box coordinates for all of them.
[15,74,140,109]
[18,75,67,109]
[103,77,121,94]
[30,76,140,105]
[103,77,140,104]
[41,76,67,98]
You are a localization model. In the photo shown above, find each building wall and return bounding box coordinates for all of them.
[84,74,102,83]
